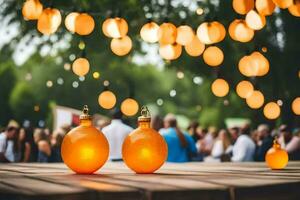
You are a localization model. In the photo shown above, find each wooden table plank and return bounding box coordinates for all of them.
[0,162,300,200]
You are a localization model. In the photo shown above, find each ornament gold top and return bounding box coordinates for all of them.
[273,136,281,149]
[80,105,92,120]
[138,106,151,122]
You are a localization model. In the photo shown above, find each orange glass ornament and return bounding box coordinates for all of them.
[265,138,288,169]
[122,106,168,173]
[61,105,109,174]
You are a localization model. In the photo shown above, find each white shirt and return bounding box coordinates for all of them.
[102,119,133,160]
[0,132,15,162]
[211,140,233,158]
[231,135,255,162]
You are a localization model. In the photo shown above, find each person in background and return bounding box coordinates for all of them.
[50,129,64,162]
[278,125,300,160]
[160,114,197,162]
[254,124,273,161]
[151,115,164,132]
[187,121,199,142]
[102,109,133,161]
[211,129,233,159]
[199,126,218,156]
[231,124,255,162]
[228,127,239,144]
[16,128,32,162]
[34,129,51,162]
[0,125,18,162]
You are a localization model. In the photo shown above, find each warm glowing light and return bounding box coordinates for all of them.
[197,21,226,44]
[176,25,194,46]
[256,0,276,16]
[65,12,79,33]
[184,36,205,57]
[93,72,100,79]
[196,8,204,15]
[158,23,177,45]
[75,13,95,35]
[232,0,255,15]
[236,80,254,98]
[262,47,268,52]
[121,98,139,116]
[238,52,269,77]
[203,46,224,67]
[110,36,132,56]
[288,0,300,17]
[72,58,90,77]
[159,43,182,60]
[61,106,109,174]
[140,22,159,43]
[245,10,266,30]
[272,0,293,9]
[265,139,288,169]
[246,90,264,109]
[98,90,116,109]
[22,0,43,20]
[292,97,300,115]
[228,19,254,42]
[37,8,62,35]
[239,55,258,77]
[263,102,281,119]
[122,107,168,173]
[211,79,229,97]
[104,17,128,39]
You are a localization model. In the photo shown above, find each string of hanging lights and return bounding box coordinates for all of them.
[21,0,300,119]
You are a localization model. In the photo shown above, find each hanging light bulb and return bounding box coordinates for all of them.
[65,12,79,33]
[263,102,281,119]
[157,22,177,45]
[72,57,90,77]
[61,105,109,174]
[196,21,226,44]
[232,0,255,15]
[98,90,117,109]
[175,25,194,46]
[105,17,128,39]
[184,36,205,57]
[211,79,230,97]
[265,138,288,169]
[110,36,132,56]
[251,51,270,76]
[256,0,276,16]
[246,90,264,109]
[159,43,182,60]
[22,0,43,20]
[74,13,95,35]
[236,80,254,98]
[288,0,300,17]
[272,0,293,9]
[228,19,254,42]
[140,22,159,43]
[121,98,139,116]
[203,46,224,67]
[122,106,168,173]
[292,97,300,115]
[245,10,266,30]
[37,8,62,35]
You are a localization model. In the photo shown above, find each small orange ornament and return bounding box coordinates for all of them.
[61,105,109,174]
[265,137,289,169]
[122,106,168,173]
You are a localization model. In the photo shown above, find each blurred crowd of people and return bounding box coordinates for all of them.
[1,111,300,163]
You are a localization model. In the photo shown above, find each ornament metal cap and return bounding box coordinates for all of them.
[80,105,92,120]
[138,106,151,122]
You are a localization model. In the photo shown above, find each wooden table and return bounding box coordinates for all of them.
[0,162,300,200]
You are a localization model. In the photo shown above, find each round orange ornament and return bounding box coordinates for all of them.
[157,22,177,45]
[121,98,139,116]
[37,8,62,35]
[265,138,288,169]
[288,0,300,17]
[61,106,109,174]
[72,57,90,77]
[203,46,224,67]
[232,0,255,15]
[184,36,205,57]
[122,106,168,173]
[110,36,132,56]
[98,90,117,109]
